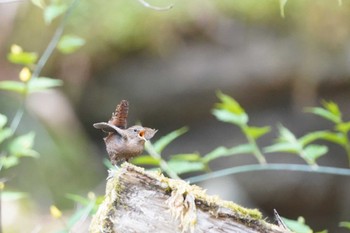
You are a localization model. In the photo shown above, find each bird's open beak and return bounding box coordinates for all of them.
[139,129,147,141]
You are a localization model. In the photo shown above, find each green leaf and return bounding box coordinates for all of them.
[0,81,26,94]
[264,125,302,153]
[215,91,246,115]
[167,160,206,175]
[315,230,328,233]
[31,0,46,9]
[7,52,38,65]
[281,216,312,233]
[131,155,160,166]
[264,142,299,154]
[339,221,350,229]
[170,153,201,161]
[336,122,350,134]
[0,156,19,169]
[212,109,248,126]
[244,126,270,140]
[9,132,39,158]
[0,114,7,129]
[153,127,188,153]
[0,114,12,144]
[28,77,63,92]
[300,131,346,146]
[44,4,67,25]
[303,145,328,164]
[277,125,298,143]
[305,107,341,124]
[202,144,253,163]
[322,100,341,118]
[57,35,85,54]
[279,0,288,18]
[202,146,229,163]
[2,191,27,201]
[226,143,254,154]
[0,128,13,144]
[213,92,249,126]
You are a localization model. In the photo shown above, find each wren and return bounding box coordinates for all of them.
[93,100,157,165]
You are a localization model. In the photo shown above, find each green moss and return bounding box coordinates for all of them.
[222,201,262,219]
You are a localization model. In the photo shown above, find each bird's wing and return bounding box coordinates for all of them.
[93,122,125,137]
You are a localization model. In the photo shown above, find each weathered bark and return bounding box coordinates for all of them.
[89,163,290,233]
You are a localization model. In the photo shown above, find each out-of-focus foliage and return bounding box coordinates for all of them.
[339,221,350,230]
[50,192,103,233]
[74,0,280,53]
[62,1,346,53]
[0,113,39,169]
[304,101,350,166]
[57,35,85,54]
[264,125,328,166]
[7,44,38,65]
[132,127,206,177]
[282,216,328,233]
[212,91,270,164]
[1,44,63,95]
[0,1,90,232]
[11,0,350,63]
[134,92,350,181]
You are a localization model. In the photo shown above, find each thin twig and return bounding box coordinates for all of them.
[0,0,23,4]
[10,105,24,132]
[245,132,266,164]
[241,125,266,164]
[137,0,173,11]
[9,0,80,132]
[187,163,350,183]
[32,0,80,79]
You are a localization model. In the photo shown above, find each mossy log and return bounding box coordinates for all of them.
[89,163,290,233]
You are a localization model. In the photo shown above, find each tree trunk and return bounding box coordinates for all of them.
[89,163,290,233]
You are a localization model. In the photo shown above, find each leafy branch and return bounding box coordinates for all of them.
[264,125,328,167]
[212,91,270,164]
[134,92,350,182]
[0,0,86,232]
[0,0,85,170]
[304,100,350,166]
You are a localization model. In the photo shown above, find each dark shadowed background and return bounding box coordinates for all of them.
[1,0,350,232]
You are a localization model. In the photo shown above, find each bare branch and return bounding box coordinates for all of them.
[0,0,24,3]
[137,0,173,11]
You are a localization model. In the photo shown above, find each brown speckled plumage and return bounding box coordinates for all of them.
[93,100,157,165]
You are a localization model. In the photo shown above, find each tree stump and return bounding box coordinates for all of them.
[89,163,290,233]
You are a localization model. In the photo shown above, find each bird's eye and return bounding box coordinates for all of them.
[133,129,138,133]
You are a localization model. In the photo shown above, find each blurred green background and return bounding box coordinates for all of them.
[1,0,350,232]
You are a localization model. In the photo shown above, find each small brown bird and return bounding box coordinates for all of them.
[93,100,157,165]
